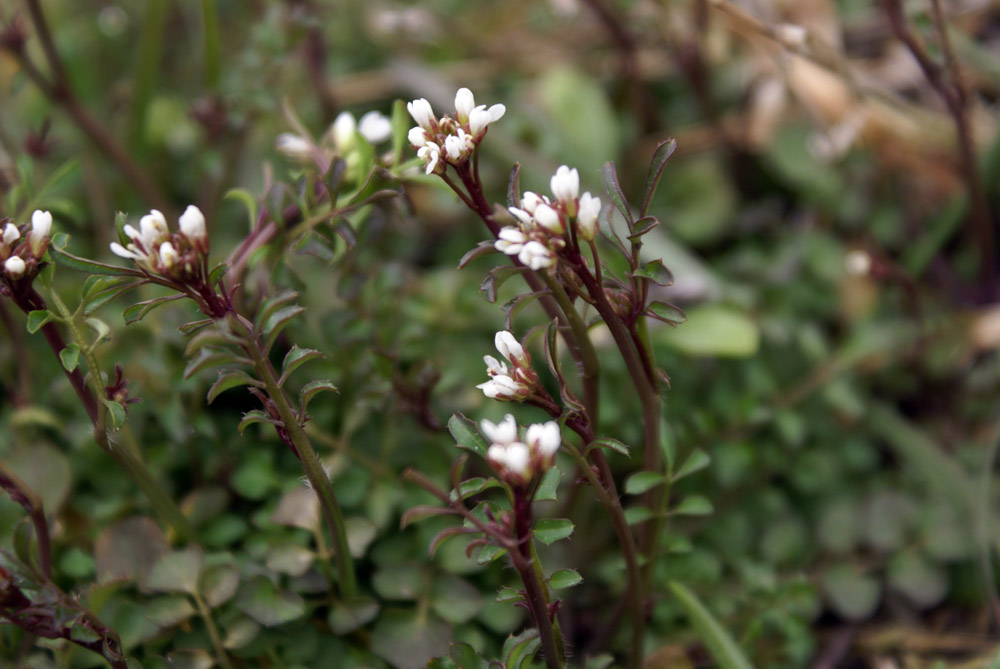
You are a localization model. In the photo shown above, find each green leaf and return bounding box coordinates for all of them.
[147,547,204,595]
[534,466,560,502]
[481,266,528,304]
[601,161,633,226]
[624,471,666,495]
[59,344,80,372]
[146,595,196,628]
[183,350,247,379]
[533,518,573,545]
[254,290,299,331]
[83,281,144,315]
[641,138,677,217]
[200,564,239,607]
[122,294,184,325]
[299,379,338,413]
[458,240,499,269]
[26,310,52,333]
[888,551,947,608]
[821,566,881,621]
[476,544,507,565]
[178,318,214,336]
[674,449,711,482]
[646,301,687,326]
[207,370,264,404]
[328,595,380,634]
[225,188,258,233]
[431,574,483,624]
[390,98,410,165]
[236,575,306,627]
[502,628,541,668]
[449,641,487,669]
[668,581,755,669]
[671,495,714,516]
[657,305,761,357]
[207,263,228,285]
[370,609,451,669]
[495,586,522,603]
[101,399,126,430]
[50,243,141,277]
[627,215,660,241]
[633,259,674,287]
[237,409,274,434]
[451,477,502,501]
[262,304,306,353]
[448,413,489,458]
[589,437,630,456]
[279,345,325,386]
[547,568,583,589]
[85,317,111,344]
[624,506,655,525]
[223,617,260,650]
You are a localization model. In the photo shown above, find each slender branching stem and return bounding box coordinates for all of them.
[193,591,231,669]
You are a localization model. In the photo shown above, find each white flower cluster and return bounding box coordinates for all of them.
[1,210,52,280]
[481,414,561,484]
[495,165,602,270]
[407,88,505,174]
[110,205,208,276]
[276,110,392,166]
[477,330,538,401]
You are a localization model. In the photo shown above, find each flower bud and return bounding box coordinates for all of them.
[481,414,518,445]
[159,241,180,269]
[526,422,561,459]
[518,241,555,270]
[455,88,476,123]
[332,112,357,152]
[358,111,392,144]
[29,210,52,256]
[576,192,601,242]
[179,205,207,242]
[550,166,579,212]
[495,331,527,365]
[2,223,19,247]
[407,98,436,131]
[276,133,313,161]
[4,255,26,278]
[533,203,563,234]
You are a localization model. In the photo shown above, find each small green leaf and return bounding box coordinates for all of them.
[590,437,630,456]
[237,409,274,434]
[207,370,264,404]
[534,466,560,502]
[222,617,260,650]
[641,138,677,217]
[496,586,522,603]
[458,240,499,269]
[178,318,214,336]
[449,641,487,669]
[390,98,410,164]
[822,566,881,621]
[207,263,228,285]
[85,317,111,344]
[668,581,755,669]
[674,449,711,482]
[601,161,633,226]
[476,544,508,565]
[451,477,502,501]
[624,506,655,525]
[299,379,338,413]
[633,259,674,287]
[59,344,80,372]
[328,595,380,634]
[236,575,306,627]
[147,547,204,595]
[448,413,489,458]
[262,305,306,352]
[123,294,184,325]
[671,495,714,516]
[481,266,528,304]
[647,301,687,326]
[533,518,574,545]
[50,244,141,277]
[200,564,239,607]
[101,399,126,430]
[254,291,299,331]
[183,350,247,379]
[26,309,52,333]
[279,345,325,386]
[547,568,583,589]
[625,471,666,495]
[146,595,196,628]
[224,188,258,233]
[83,281,143,315]
[627,216,660,241]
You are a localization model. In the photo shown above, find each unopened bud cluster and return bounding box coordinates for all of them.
[495,165,602,270]
[480,414,561,485]
[1,210,52,281]
[477,331,541,402]
[110,206,209,279]
[407,88,505,175]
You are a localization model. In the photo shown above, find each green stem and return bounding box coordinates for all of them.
[45,288,196,542]
[511,496,563,669]
[193,592,231,669]
[200,0,221,90]
[238,323,357,597]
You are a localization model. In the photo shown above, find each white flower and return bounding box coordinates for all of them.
[495,227,527,256]
[483,354,508,377]
[469,103,505,135]
[417,142,441,174]
[2,223,19,246]
[139,210,169,249]
[28,210,52,256]
[110,242,141,261]
[179,205,207,242]
[533,203,563,234]
[495,331,527,366]
[481,414,518,445]
[576,192,601,242]
[408,126,429,148]
[550,166,579,209]
[521,192,545,214]
[487,441,531,478]
[444,135,466,162]
[455,88,477,124]
[526,422,561,458]
[159,241,180,268]
[476,374,529,400]
[3,255,25,278]
[331,112,357,152]
[407,98,436,131]
[359,111,392,144]
[276,133,313,160]
[518,241,555,270]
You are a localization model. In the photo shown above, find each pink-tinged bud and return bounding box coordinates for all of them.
[576,192,601,242]
[3,255,26,278]
[495,331,527,365]
[2,223,19,246]
[408,126,429,147]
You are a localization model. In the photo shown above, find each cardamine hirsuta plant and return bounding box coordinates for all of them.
[0,85,747,669]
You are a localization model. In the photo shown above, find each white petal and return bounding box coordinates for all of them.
[31,210,52,239]
[495,331,525,364]
[159,241,180,268]
[140,210,169,247]
[3,223,20,246]
[521,192,543,214]
[455,88,476,122]
[483,355,508,376]
[550,165,579,204]
[408,127,428,147]
[498,227,527,243]
[109,242,140,260]
[444,135,465,161]
[469,107,492,135]
[519,241,555,270]
[576,192,601,241]
[179,205,207,241]
[533,203,563,234]
[332,112,357,151]
[358,111,392,144]
[508,207,533,226]
[481,414,518,444]
[3,255,26,278]
[275,133,313,160]
[503,442,530,476]
[407,98,436,130]
[527,422,561,458]
[487,104,506,122]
